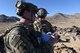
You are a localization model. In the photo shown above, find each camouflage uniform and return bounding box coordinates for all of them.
[4,23,40,53]
[33,20,54,53]
[4,1,42,53]
[33,20,54,34]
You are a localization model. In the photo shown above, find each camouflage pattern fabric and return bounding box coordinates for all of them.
[40,20,54,33]
[4,23,40,53]
[33,20,41,32]
[33,20,54,53]
[33,20,54,34]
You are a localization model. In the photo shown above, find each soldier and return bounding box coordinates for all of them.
[34,8,56,33]
[4,1,40,53]
[33,8,58,53]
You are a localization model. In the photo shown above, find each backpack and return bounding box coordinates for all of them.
[0,24,39,52]
[0,25,18,53]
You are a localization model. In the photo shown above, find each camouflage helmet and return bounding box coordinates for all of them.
[15,1,38,16]
[37,8,48,18]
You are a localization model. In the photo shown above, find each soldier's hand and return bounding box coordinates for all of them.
[51,33,59,43]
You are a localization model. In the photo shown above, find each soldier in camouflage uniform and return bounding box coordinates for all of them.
[34,8,54,33]
[33,8,58,53]
[4,1,40,53]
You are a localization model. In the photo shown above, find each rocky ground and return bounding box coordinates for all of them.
[53,26,80,53]
[0,22,15,34]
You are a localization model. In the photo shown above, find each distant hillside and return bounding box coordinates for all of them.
[0,14,19,22]
[0,13,80,28]
[46,13,80,28]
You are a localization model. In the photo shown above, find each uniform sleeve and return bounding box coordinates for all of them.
[47,22,54,33]
[5,27,36,53]
[33,21,41,32]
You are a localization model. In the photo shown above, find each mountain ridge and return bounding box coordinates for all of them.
[0,14,19,22]
[46,13,80,28]
[0,13,80,28]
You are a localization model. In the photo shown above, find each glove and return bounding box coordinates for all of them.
[41,31,51,42]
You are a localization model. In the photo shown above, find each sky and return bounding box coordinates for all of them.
[0,0,80,17]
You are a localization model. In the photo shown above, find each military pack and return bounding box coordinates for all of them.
[0,23,40,53]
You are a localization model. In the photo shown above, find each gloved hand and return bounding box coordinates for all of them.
[51,33,60,43]
[41,31,51,42]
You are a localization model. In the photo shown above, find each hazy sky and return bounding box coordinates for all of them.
[0,0,80,17]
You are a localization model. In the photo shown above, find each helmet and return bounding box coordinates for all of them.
[15,1,38,16]
[37,8,48,17]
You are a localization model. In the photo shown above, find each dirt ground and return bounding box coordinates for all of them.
[0,22,15,33]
